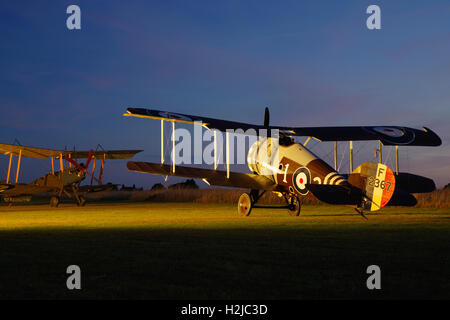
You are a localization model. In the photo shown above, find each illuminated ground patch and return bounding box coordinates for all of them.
[0,203,449,299]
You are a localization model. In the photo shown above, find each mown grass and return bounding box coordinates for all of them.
[0,203,449,299]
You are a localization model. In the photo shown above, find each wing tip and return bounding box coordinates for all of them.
[124,107,149,117]
[422,127,442,146]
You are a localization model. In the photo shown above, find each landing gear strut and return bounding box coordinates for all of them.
[286,195,301,216]
[50,196,59,207]
[237,190,302,217]
[71,185,86,207]
[50,185,86,207]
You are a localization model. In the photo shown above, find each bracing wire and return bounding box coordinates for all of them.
[383,146,394,168]
[338,143,346,172]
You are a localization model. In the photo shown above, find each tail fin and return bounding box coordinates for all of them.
[348,162,396,211]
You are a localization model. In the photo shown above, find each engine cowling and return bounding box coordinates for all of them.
[247,137,279,177]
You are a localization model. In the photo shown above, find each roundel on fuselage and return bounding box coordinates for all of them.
[292,167,311,195]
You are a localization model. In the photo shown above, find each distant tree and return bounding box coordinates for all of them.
[168,179,199,190]
[120,184,141,191]
[151,183,166,191]
[444,183,450,190]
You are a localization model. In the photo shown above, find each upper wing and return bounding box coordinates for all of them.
[127,161,280,191]
[0,144,61,159]
[0,143,142,159]
[124,107,442,146]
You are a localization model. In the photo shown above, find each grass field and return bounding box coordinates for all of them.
[0,202,449,299]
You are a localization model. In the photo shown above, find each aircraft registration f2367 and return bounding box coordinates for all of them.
[124,107,441,218]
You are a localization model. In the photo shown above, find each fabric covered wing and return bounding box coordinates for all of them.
[127,161,280,191]
[0,183,55,196]
[124,108,441,146]
[0,144,60,159]
[0,143,142,159]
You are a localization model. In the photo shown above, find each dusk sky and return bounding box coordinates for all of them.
[0,1,449,188]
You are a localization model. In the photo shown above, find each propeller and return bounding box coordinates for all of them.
[264,107,270,127]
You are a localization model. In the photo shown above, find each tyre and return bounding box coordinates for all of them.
[237,193,252,216]
[50,196,59,208]
[287,197,301,216]
[77,196,86,207]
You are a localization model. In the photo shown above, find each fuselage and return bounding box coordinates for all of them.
[0,167,86,199]
[247,138,347,197]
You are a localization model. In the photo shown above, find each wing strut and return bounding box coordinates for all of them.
[59,153,64,172]
[214,130,218,170]
[172,121,175,174]
[51,157,55,175]
[349,141,353,172]
[226,132,230,179]
[99,153,105,185]
[378,140,383,163]
[15,149,22,183]
[6,154,12,184]
[161,120,164,164]
[395,146,399,174]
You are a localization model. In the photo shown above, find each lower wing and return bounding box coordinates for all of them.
[127,162,280,191]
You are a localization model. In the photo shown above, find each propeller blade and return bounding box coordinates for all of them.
[264,107,270,127]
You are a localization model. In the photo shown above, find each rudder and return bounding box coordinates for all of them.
[348,162,396,211]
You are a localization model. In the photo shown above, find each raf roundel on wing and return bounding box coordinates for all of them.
[158,111,193,122]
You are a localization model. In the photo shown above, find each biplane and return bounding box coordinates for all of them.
[0,144,142,206]
[124,107,441,217]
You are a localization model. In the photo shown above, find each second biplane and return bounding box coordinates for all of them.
[124,107,440,218]
[0,144,142,206]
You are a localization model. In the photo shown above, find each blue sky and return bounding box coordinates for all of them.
[0,1,449,188]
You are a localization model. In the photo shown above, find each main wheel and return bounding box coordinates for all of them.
[238,193,252,216]
[287,197,301,216]
[50,196,60,208]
